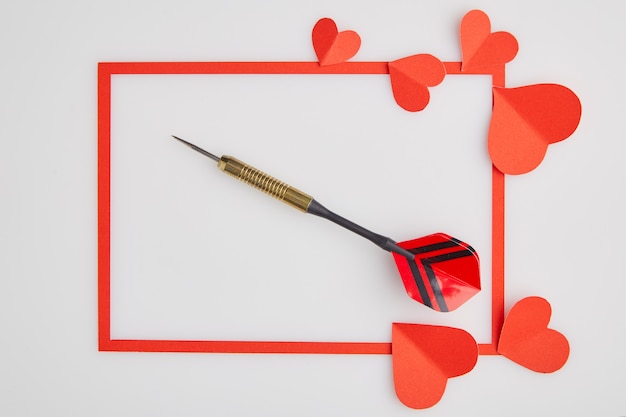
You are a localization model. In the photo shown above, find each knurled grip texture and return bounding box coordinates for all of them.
[218,156,313,212]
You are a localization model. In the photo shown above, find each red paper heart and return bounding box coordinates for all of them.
[488,84,582,175]
[460,10,518,71]
[388,54,446,112]
[498,297,570,373]
[312,18,361,66]
[392,323,478,409]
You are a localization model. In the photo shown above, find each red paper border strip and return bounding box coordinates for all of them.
[98,61,505,355]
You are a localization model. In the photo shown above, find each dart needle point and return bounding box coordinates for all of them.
[171,135,220,162]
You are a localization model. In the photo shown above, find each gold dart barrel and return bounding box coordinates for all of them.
[218,155,313,212]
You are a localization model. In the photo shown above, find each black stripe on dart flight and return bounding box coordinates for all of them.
[391,233,480,312]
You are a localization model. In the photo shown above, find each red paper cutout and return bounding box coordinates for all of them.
[498,297,569,373]
[392,323,478,409]
[388,54,446,112]
[312,18,361,66]
[488,84,582,175]
[460,10,518,72]
[98,62,506,356]
[95,11,583,409]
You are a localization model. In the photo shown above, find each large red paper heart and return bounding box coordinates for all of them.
[460,10,518,71]
[488,84,582,175]
[388,54,446,112]
[392,323,478,409]
[498,297,569,373]
[312,18,361,66]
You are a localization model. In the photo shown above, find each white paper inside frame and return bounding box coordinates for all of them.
[109,72,493,343]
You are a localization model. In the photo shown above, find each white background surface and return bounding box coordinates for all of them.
[109,73,493,341]
[1,1,625,416]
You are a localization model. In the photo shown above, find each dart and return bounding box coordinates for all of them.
[172,135,480,312]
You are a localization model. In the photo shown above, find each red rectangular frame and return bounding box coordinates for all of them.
[98,61,505,355]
